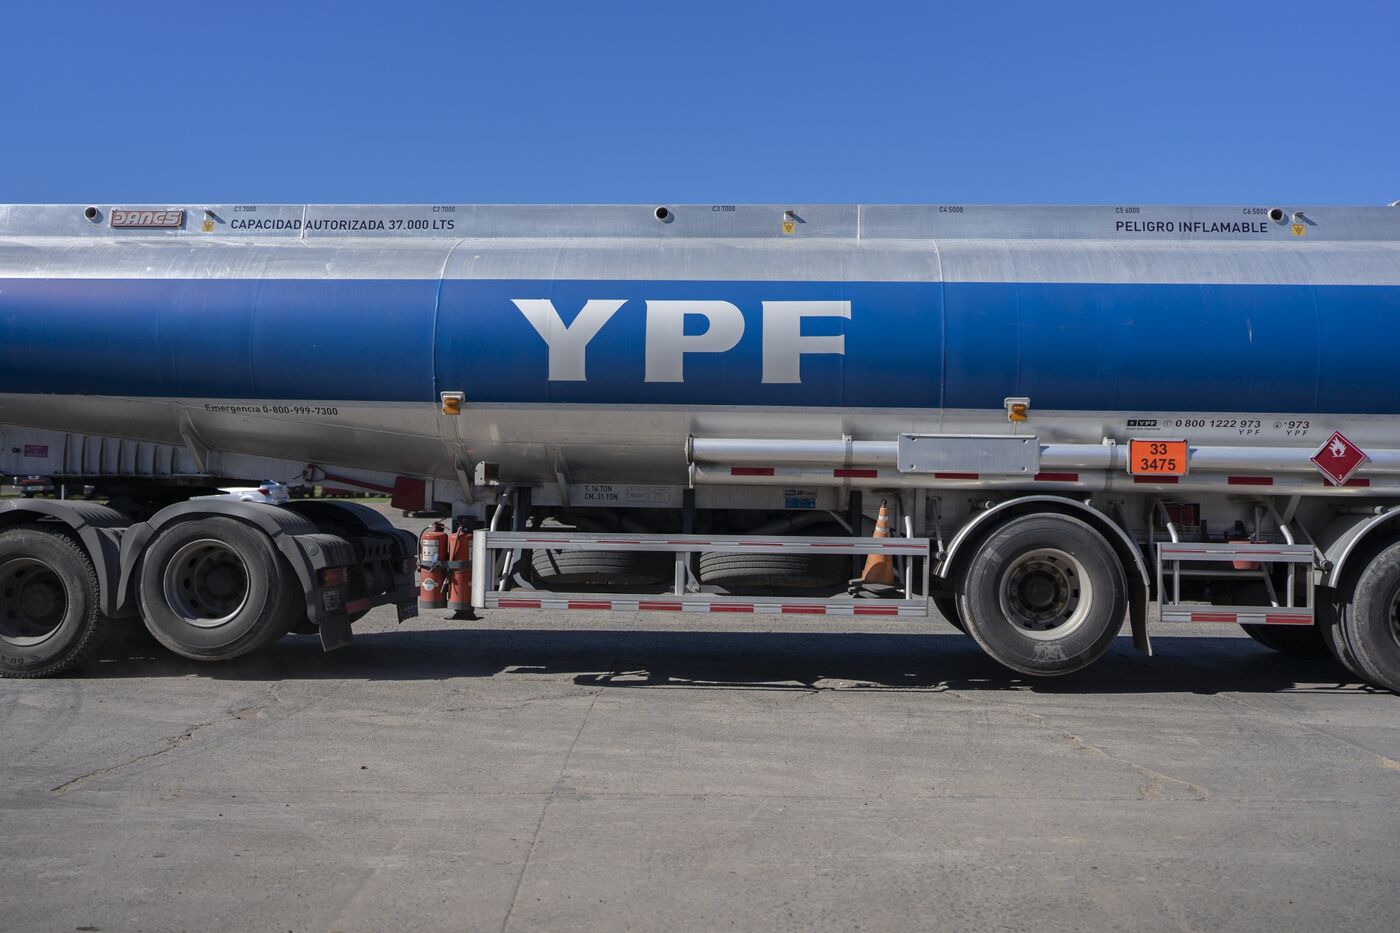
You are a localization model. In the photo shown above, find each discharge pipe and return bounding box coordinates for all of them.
[688,437,1400,475]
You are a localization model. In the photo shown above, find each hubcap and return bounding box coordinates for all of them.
[0,558,68,647]
[161,540,250,628]
[997,547,1094,641]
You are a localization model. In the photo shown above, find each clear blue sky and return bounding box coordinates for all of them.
[2,0,1396,205]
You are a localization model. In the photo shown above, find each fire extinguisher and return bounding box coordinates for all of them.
[418,521,448,609]
[446,525,475,616]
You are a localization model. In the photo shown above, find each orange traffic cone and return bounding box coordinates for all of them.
[860,499,896,585]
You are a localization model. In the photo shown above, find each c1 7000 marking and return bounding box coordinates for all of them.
[204,403,339,417]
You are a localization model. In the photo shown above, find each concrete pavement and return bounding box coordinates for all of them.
[3,604,1399,932]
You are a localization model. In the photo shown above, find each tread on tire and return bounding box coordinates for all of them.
[138,517,302,662]
[956,513,1127,677]
[0,525,105,678]
[1338,541,1400,693]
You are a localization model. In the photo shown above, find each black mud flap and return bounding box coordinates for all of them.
[319,615,354,652]
[1129,579,1151,655]
[396,602,419,623]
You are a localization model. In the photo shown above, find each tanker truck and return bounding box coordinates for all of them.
[3,202,1400,692]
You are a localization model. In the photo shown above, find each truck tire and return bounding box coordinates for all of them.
[0,525,104,678]
[1239,623,1332,660]
[531,549,670,587]
[697,552,848,590]
[956,514,1126,677]
[933,596,966,632]
[1338,541,1400,694]
[1315,594,1367,679]
[138,517,303,661]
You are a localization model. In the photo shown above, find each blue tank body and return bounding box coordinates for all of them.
[3,276,1399,414]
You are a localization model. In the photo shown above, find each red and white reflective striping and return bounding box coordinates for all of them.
[1159,606,1313,626]
[486,594,925,617]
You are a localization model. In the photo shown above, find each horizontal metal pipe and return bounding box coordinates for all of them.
[689,437,898,465]
[690,463,1399,496]
[690,437,1400,475]
[1176,446,1400,473]
[691,464,1102,491]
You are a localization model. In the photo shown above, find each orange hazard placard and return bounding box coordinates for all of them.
[1128,439,1189,476]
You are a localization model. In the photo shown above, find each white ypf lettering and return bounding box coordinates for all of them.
[761,300,850,383]
[644,300,745,383]
[512,299,626,381]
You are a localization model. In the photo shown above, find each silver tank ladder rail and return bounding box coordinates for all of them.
[470,531,931,616]
[1156,542,1316,626]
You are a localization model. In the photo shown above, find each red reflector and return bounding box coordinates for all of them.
[1227,476,1273,486]
[498,598,542,609]
[1034,472,1079,482]
[567,600,612,610]
[318,566,349,587]
[833,468,878,478]
[1265,614,1312,625]
[1336,478,1370,487]
[1190,612,1237,623]
[853,606,900,615]
[781,605,826,614]
[710,604,755,613]
[731,467,775,476]
[1133,475,1179,484]
[638,601,683,612]
[934,472,979,480]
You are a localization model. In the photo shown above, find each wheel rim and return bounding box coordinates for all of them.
[0,558,69,647]
[161,539,250,628]
[1390,589,1400,652]
[996,547,1094,641]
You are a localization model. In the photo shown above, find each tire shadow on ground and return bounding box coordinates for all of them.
[75,625,1384,697]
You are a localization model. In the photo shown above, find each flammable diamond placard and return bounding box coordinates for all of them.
[1311,431,1367,486]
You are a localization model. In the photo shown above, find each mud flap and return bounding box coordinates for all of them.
[1129,578,1151,655]
[318,614,354,652]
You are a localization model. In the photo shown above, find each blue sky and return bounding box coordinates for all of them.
[1,1,1396,205]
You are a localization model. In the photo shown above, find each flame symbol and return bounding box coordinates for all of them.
[1330,438,1347,459]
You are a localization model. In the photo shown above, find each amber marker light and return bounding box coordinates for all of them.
[441,392,465,415]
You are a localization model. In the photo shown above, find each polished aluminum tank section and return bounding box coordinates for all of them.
[1,204,1399,485]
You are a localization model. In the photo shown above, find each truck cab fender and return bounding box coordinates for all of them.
[0,499,132,617]
[114,500,354,620]
[281,498,418,566]
[936,495,1152,654]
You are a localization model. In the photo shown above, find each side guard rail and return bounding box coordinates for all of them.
[471,531,931,618]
